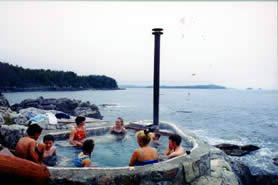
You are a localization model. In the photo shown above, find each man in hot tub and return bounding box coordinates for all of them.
[163,134,185,159]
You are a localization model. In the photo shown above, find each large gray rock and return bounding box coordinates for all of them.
[214,143,260,156]
[0,124,26,149]
[0,114,4,125]
[274,158,278,166]
[9,111,27,125]
[0,93,10,107]
[0,107,15,125]
[252,174,278,185]
[227,157,254,185]
[192,159,240,185]
[74,104,101,118]
[209,159,239,185]
[209,147,252,185]
[11,96,103,119]
[209,146,278,185]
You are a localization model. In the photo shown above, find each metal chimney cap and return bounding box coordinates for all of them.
[152,28,163,35]
[152,28,163,32]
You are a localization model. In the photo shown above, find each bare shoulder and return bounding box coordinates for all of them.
[178,146,185,153]
[134,148,140,154]
[22,136,35,145]
[70,127,76,133]
[150,147,157,152]
[133,148,142,157]
[29,138,37,146]
[51,146,56,153]
[82,158,91,167]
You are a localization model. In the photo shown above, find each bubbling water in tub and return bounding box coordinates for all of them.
[55,130,190,167]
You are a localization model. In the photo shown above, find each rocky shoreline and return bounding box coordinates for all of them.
[0,93,277,185]
[0,87,125,93]
[10,96,103,119]
[0,93,105,149]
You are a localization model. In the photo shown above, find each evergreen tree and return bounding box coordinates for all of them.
[0,62,118,90]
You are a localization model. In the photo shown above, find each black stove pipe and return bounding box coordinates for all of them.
[152,28,163,127]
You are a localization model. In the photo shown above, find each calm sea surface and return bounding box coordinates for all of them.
[4,88,278,175]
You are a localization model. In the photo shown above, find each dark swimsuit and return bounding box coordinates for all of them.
[111,130,126,136]
[28,147,42,162]
[35,147,42,156]
[135,148,159,166]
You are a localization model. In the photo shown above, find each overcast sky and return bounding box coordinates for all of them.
[0,1,277,89]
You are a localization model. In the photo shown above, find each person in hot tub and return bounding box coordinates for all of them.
[42,134,57,166]
[109,117,126,135]
[163,134,185,159]
[74,139,95,167]
[69,116,87,147]
[129,129,159,166]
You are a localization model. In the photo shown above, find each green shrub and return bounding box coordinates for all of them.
[4,115,14,125]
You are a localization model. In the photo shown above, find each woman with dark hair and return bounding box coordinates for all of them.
[69,116,86,147]
[74,139,95,167]
[129,129,159,166]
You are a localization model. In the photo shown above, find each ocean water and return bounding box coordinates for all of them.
[3,88,278,175]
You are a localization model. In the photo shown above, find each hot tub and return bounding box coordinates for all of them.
[45,121,212,185]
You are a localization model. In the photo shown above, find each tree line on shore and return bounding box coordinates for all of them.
[0,62,118,90]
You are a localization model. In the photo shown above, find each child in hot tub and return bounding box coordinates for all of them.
[74,139,95,167]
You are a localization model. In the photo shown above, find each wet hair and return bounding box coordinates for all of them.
[43,134,55,143]
[82,139,95,156]
[75,116,86,125]
[26,124,43,136]
[169,134,182,146]
[154,132,160,139]
[117,117,124,126]
[136,129,153,147]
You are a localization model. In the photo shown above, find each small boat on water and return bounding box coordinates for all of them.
[0,153,51,184]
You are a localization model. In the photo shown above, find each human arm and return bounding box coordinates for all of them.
[82,158,91,167]
[53,147,56,156]
[69,127,83,147]
[129,149,139,166]
[155,149,160,162]
[167,147,185,158]
[69,127,76,146]
[109,126,114,133]
[29,141,40,163]
[50,146,56,156]
[122,127,127,133]
[163,146,173,157]
[37,143,45,163]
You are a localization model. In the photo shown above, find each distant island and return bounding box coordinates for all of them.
[160,85,226,89]
[120,84,226,89]
[0,62,118,92]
